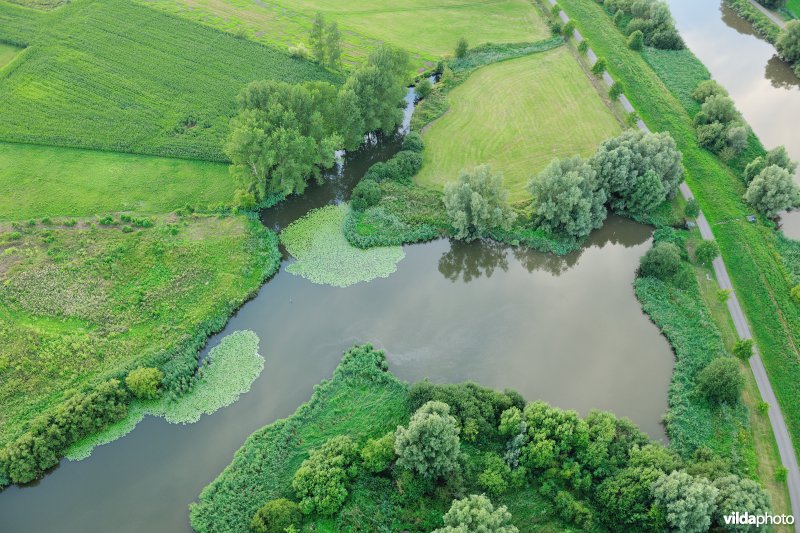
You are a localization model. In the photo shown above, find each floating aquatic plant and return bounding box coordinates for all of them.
[65,330,263,460]
[281,204,405,287]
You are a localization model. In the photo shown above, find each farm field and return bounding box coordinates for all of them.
[141,0,549,67]
[0,143,234,221]
[415,46,622,202]
[0,214,280,449]
[0,0,338,161]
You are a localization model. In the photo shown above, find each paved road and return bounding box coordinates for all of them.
[550,0,800,526]
[747,0,787,28]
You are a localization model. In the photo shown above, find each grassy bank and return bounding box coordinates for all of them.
[0,0,338,161]
[141,0,549,68]
[0,214,280,449]
[0,142,236,220]
[415,46,621,202]
[559,0,800,466]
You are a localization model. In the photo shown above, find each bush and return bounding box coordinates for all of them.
[443,164,516,241]
[563,20,576,37]
[455,37,468,59]
[792,283,800,303]
[698,358,744,405]
[125,367,164,399]
[591,57,607,76]
[777,20,800,64]
[360,432,395,473]
[350,179,381,211]
[292,435,360,515]
[684,198,700,218]
[628,29,644,50]
[415,78,432,100]
[385,150,424,183]
[250,499,302,533]
[395,401,461,481]
[744,165,800,218]
[364,161,391,182]
[402,132,424,153]
[288,43,310,60]
[477,453,511,495]
[692,79,728,104]
[694,240,719,266]
[733,339,754,360]
[578,40,588,54]
[639,242,681,279]
[433,494,518,533]
[609,82,623,99]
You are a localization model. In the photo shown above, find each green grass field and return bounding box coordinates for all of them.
[0,43,21,68]
[141,0,549,68]
[558,0,800,466]
[415,47,621,202]
[0,0,338,161]
[0,143,236,221]
[0,215,280,448]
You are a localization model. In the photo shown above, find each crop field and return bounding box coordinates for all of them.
[0,215,280,448]
[0,143,236,221]
[141,0,549,67]
[415,47,622,202]
[0,0,339,161]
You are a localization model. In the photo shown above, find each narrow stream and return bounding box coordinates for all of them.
[666,0,800,236]
[0,87,675,532]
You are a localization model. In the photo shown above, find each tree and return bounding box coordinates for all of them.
[350,179,381,211]
[125,367,163,400]
[733,339,754,361]
[597,466,664,531]
[694,95,739,126]
[692,79,728,104]
[777,20,800,64]
[250,499,302,533]
[698,358,744,405]
[609,81,623,99]
[343,45,410,135]
[684,198,700,218]
[712,475,772,532]
[744,165,800,218]
[529,156,606,238]
[744,146,797,183]
[628,29,644,50]
[395,401,461,480]
[292,435,360,515]
[433,494,518,533]
[627,169,666,218]
[444,165,516,241]
[639,242,681,280]
[415,77,432,99]
[477,453,511,495]
[309,12,326,64]
[336,87,365,151]
[324,21,342,69]
[360,432,395,473]
[695,239,719,266]
[591,57,607,76]
[591,129,683,215]
[578,39,588,54]
[402,132,425,153]
[455,37,468,58]
[652,471,719,533]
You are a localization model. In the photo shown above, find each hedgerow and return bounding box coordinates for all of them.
[281,204,405,287]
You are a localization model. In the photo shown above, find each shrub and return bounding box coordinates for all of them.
[639,242,681,279]
[415,78,432,100]
[776,20,800,64]
[250,499,302,533]
[292,435,360,515]
[364,162,391,182]
[733,339,754,361]
[684,198,700,218]
[455,37,468,58]
[692,79,728,104]
[395,401,461,481]
[652,471,718,533]
[609,82,623,99]
[385,150,424,182]
[554,490,595,529]
[433,494,518,533]
[478,453,511,495]
[288,43,310,60]
[716,289,730,304]
[402,132,424,153]
[551,3,561,16]
[628,29,644,50]
[591,57,607,76]
[443,164,516,241]
[578,40,588,54]
[360,432,395,473]
[698,358,744,405]
[563,20,576,37]
[792,283,800,303]
[125,367,164,399]
[694,240,719,266]
[350,179,381,211]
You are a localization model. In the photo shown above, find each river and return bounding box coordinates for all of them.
[0,89,675,532]
[666,0,800,236]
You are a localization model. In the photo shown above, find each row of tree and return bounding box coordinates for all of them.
[603,0,685,50]
[691,80,750,158]
[225,45,410,205]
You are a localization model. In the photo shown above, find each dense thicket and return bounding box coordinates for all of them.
[604,0,685,49]
[691,83,749,157]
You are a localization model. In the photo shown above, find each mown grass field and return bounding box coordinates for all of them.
[0,143,235,221]
[0,215,280,448]
[141,0,549,68]
[0,43,21,68]
[0,0,338,161]
[415,47,621,202]
[557,0,800,466]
